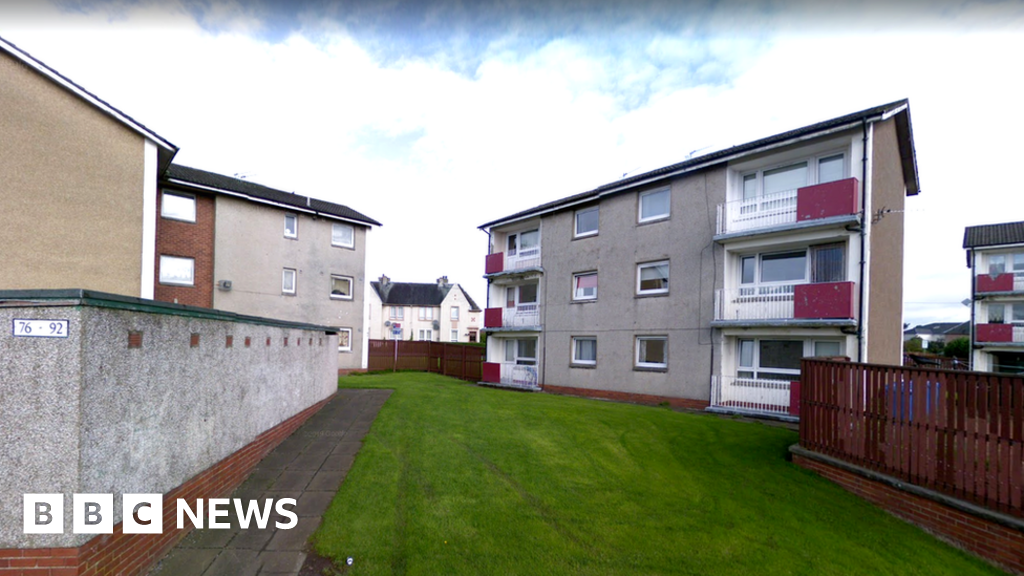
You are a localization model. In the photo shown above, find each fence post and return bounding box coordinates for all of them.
[789,380,801,417]
[393,339,398,372]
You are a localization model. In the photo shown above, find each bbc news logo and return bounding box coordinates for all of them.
[24,494,297,534]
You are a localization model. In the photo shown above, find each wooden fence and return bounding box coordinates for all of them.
[800,358,1024,519]
[366,339,485,382]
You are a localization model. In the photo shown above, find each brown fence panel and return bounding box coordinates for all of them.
[365,340,484,383]
[800,358,1024,520]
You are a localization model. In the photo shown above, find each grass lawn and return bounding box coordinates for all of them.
[312,372,1001,575]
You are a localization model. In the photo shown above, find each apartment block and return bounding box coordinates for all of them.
[963,221,1024,373]
[479,100,919,415]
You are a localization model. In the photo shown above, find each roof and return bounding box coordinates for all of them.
[904,321,969,336]
[963,221,1024,249]
[164,164,381,227]
[0,36,178,171]
[480,99,918,230]
[371,281,481,311]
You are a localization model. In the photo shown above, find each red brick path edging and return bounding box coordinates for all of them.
[792,449,1024,575]
[541,384,709,410]
[0,394,334,576]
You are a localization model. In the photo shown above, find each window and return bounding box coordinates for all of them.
[161,192,195,222]
[419,307,434,320]
[810,243,845,283]
[737,339,842,380]
[818,155,845,184]
[740,244,846,295]
[338,328,352,352]
[635,336,667,369]
[740,153,845,201]
[332,223,354,248]
[282,268,296,294]
[507,229,541,258]
[575,206,599,237]
[506,283,539,309]
[450,329,459,342]
[418,329,433,341]
[573,272,597,300]
[639,188,670,222]
[572,337,597,365]
[989,303,1024,324]
[451,306,460,320]
[637,261,669,295]
[330,275,353,299]
[468,331,478,343]
[814,341,842,358]
[988,253,1024,277]
[389,306,404,320]
[504,338,537,365]
[284,214,297,238]
[159,255,194,286]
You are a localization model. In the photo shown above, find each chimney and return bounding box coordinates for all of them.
[437,276,449,288]
[379,274,390,287]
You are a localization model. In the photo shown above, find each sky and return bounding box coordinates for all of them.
[2,0,1023,327]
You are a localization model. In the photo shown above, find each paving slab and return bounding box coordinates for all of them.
[145,389,392,576]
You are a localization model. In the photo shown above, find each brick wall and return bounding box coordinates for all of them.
[793,453,1024,575]
[154,190,215,308]
[0,395,332,576]
[542,384,710,410]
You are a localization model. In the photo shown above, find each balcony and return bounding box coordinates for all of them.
[713,282,855,325]
[976,273,1024,294]
[481,362,541,390]
[483,304,542,330]
[716,178,859,237]
[710,376,798,418]
[976,323,1024,344]
[484,248,542,276]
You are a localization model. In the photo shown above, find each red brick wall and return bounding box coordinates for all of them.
[542,384,709,410]
[154,190,215,308]
[793,454,1024,574]
[0,394,333,576]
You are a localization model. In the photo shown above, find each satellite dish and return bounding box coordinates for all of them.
[432,319,440,330]
[384,320,391,327]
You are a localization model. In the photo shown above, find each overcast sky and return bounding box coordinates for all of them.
[3,0,1023,327]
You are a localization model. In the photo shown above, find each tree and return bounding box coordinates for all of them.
[904,337,924,353]
[944,337,970,359]
[926,339,945,356]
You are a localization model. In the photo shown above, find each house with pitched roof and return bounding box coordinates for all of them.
[479,100,919,416]
[368,275,482,343]
[963,220,1024,373]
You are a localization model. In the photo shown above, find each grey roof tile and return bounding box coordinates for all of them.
[963,221,1024,249]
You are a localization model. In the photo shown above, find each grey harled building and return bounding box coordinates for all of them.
[479,100,920,415]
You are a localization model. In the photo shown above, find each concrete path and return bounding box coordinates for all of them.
[149,389,391,576]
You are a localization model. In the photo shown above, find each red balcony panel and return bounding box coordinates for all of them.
[484,307,503,328]
[796,178,859,222]
[793,281,855,319]
[976,323,1012,342]
[482,362,501,383]
[485,252,504,275]
[976,273,1014,293]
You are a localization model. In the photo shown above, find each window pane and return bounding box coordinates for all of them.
[818,155,844,184]
[739,339,754,367]
[811,243,845,283]
[759,340,803,370]
[518,338,537,360]
[161,192,195,221]
[284,215,297,237]
[451,330,459,342]
[331,277,351,297]
[574,338,596,363]
[989,255,1005,275]
[640,189,670,220]
[761,252,806,283]
[507,234,517,256]
[159,256,194,285]
[639,262,669,292]
[1014,254,1024,274]
[338,330,351,350]
[519,283,538,303]
[763,163,807,196]
[1014,303,1024,322]
[283,269,295,292]
[520,230,540,249]
[332,224,354,247]
[576,207,599,236]
[990,304,1005,323]
[638,338,666,365]
[814,341,842,357]
[505,340,515,362]
[451,307,459,320]
[742,174,757,200]
[741,257,755,284]
[575,273,597,299]
[506,287,516,308]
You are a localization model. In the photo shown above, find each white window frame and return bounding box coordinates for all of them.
[330,275,354,300]
[504,338,538,366]
[418,329,433,341]
[635,336,668,369]
[160,191,196,223]
[332,223,355,248]
[739,250,808,296]
[282,268,296,294]
[450,329,459,342]
[638,187,670,223]
[737,338,842,380]
[338,328,352,352]
[573,271,598,301]
[284,214,298,238]
[737,152,847,203]
[451,306,460,320]
[158,255,195,286]
[506,229,540,257]
[389,306,404,320]
[418,307,434,320]
[574,206,599,238]
[988,303,1024,324]
[637,260,670,295]
[572,336,597,366]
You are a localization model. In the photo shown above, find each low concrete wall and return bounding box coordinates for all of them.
[0,290,338,549]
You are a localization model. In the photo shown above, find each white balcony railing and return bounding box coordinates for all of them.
[503,304,541,328]
[714,287,795,321]
[506,246,542,272]
[711,376,793,416]
[499,363,541,390]
[717,189,798,235]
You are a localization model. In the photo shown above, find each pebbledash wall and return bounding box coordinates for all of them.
[0,290,338,574]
